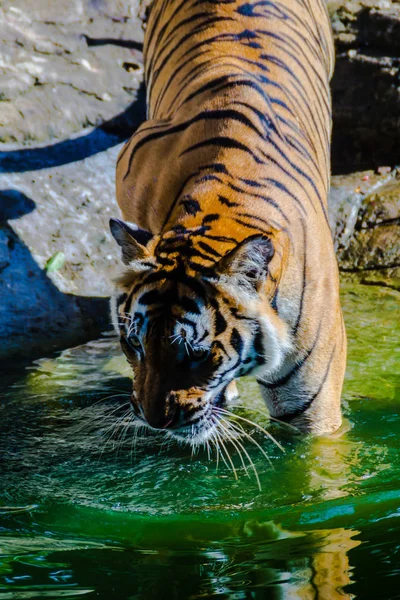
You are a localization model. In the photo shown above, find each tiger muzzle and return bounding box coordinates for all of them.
[134,390,181,430]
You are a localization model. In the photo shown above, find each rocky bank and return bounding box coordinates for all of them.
[0,0,399,361]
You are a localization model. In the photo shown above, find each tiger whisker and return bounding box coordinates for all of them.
[205,440,211,461]
[114,420,130,458]
[184,338,193,356]
[230,435,262,491]
[117,318,129,326]
[218,415,274,469]
[116,413,135,459]
[98,407,132,443]
[158,432,173,455]
[130,422,149,463]
[190,430,196,459]
[94,400,131,418]
[75,393,130,413]
[67,400,131,436]
[130,422,139,463]
[213,427,238,481]
[96,425,121,464]
[107,420,134,457]
[96,408,133,463]
[217,416,262,490]
[214,439,220,472]
[119,311,135,324]
[210,434,230,473]
[209,432,220,472]
[237,404,300,432]
[215,407,285,452]
[215,418,250,479]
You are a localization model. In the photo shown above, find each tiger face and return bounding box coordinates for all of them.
[110,218,291,446]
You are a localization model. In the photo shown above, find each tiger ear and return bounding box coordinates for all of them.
[109,218,154,266]
[216,235,274,290]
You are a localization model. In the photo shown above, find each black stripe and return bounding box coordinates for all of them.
[218,195,239,208]
[209,299,227,336]
[262,177,307,217]
[259,320,322,390]
[199,162,230,175]
[234,217,269,233]
[181,136,264,165]
[139,289,165,305]
[293,218,307,335]
[252,325,266,367]
[151,17,238,93]
[226,181,290,224]
[197,240,223,258]
[178,296,201,315]
[181,197,201,215]
[180,317,199,338]
[124,109,261,180]
[116,293,128,308]
[277,345,336,422]
[197,329,209,344]
[230,328,244,358]
[213,340,229,357]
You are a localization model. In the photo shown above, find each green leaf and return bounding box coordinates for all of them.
[45,251,65,273]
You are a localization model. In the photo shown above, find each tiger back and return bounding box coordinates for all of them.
[110,0,346,441]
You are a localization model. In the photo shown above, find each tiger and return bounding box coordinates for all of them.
[110,0,347,446]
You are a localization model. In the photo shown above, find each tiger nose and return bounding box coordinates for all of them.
[144,401,181,430]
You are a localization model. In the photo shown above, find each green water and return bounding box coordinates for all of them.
[1,283,399,599]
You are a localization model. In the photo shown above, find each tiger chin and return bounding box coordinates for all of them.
[109,218,293,447]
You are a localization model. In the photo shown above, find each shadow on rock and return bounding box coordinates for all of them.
[0,189,111,362]
[0,83,146,174]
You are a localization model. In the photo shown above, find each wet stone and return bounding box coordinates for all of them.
[0,0,144,144]
[0,0,149,359]
[330,171,400,289]
[0,142,124,361]
[328,0,400,172]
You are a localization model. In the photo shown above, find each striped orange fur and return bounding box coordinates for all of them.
[110,0,346,444]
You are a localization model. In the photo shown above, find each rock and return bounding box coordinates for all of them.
[329,169,396,251]
[0,0,149,361]
[329,170,400,289]
[0,0,144,144]
[328,1,400,173]
[0,141,127,362]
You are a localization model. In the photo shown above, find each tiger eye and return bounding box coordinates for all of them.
[191,347,209,362]
[128,335,141,348]
[123,335,142,353]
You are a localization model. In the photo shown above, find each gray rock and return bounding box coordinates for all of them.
[0,0,144,144]
[0,141,125,361]
[329,169,396,251]
[329,170,400,289]
[328,1,400,173]
[0,0,150,361]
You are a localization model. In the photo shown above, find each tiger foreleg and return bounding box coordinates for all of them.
[257,318,347,435]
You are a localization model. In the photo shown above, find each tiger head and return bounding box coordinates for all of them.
[110,218,291,446]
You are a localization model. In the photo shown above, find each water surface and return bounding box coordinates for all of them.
[1,283,399,599]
